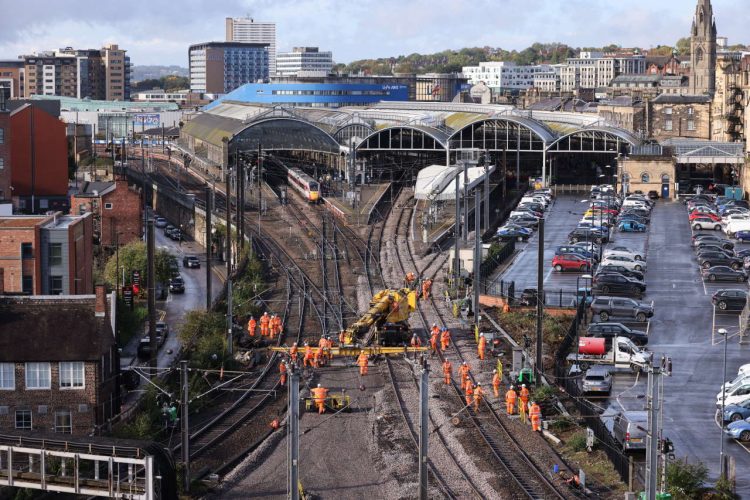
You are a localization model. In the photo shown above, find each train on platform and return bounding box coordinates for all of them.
[287,166,320,203]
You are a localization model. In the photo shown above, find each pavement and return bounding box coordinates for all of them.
[495,194,750,495]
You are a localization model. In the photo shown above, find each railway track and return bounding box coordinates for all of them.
[389,190,569,500]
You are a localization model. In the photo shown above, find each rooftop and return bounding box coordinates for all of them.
[651,94,712,104]
[0,215,50,229]
[28,95,179,112]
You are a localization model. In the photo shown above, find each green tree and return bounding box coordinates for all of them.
[676,37,692,56]
[103,241,174,289]
[666,458,709,499]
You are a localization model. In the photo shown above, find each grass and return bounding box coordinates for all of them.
[494,310,574,353]
[558,426,628,496]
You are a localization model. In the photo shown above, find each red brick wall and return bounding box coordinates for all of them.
[0,111,10,201]
[101,181,142,246]
[68,213,94,294]
[0,225,40,293]
[10,105,68,197]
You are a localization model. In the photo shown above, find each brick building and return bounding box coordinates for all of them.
[0,60,24,99]
[0,212,93,295]
[70,179,142,247]
[10,102,69,213]
[648,94,712,141]
[0,93,9,203]
[0,287,120,436]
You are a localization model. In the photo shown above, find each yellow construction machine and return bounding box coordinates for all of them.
[342,288,417,346]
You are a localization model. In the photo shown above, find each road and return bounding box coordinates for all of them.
[497,194,750,494]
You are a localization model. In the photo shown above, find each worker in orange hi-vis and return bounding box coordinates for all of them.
[289,342,299,364]
[268,315,275,338]
[473,383,485,412]
[519,384,530,409]
[326,336,334,361]
[410,334,422,360]
[357,351,369,376]
[505,385,517,415]
[458,362,470,391]
[422,278,432,300]
[274,316,283,337]
[311,384,329,414]
[442,359,452,385]
[279,361,287,386]
[260,312,270,337]
[477,332,487,360]
[492,369,502,398]
[405,271,416,287]
[303,343,313,367]
[338,330,347,346]
[429,329,439,357]
[465,383,475,407]
[247,316,257,337]
[529,401,542,431]
[440,328,451,351]
[313,347,323,368]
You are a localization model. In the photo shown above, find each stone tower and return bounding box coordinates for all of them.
[689,0,717,95]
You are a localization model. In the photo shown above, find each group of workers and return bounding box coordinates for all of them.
[298,336,336,369]
[505,384,542,431]
[428,323,452,357]
[404,272,433,301]
[247,312,284,339]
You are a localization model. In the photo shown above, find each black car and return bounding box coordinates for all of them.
[699,253,743,270]
[169,276,185,293]
[737,249,750,259]
[695,245,735,257]
[712,289,748,311]
[518,202,546,213]
[692,235,734,250]
[619,209,651,222]
[183,256,201,268]
[508,216,538,229]
[592,273,646,296]
[569,227,608,244]
[701,266,747,282]
[648,191,659,200]
[587,322,649,346]
[596,265,645,282]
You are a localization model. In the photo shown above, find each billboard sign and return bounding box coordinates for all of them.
[135,114,160,128]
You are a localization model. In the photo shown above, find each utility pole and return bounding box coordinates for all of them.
[180,360,190,492]
[288,365,300,500]
[462,160,469,242]
[484,155,491,233]
[235,152,242,249]
[645,360,662,500]
[516,133,521,190]
[239,154,245,249]
[258,144,263,230]
[226,169,233,357]
[473,187,481,318]
[147,219,156,376]
[205,186,212,310]
[535,218,544,380]
[454,163,461,293]
[418,360,429,500]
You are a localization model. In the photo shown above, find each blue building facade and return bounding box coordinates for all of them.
[205,82,410,109]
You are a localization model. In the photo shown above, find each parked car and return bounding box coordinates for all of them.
[701,266,747,282]
[692,235,734,249]
[735,230,750,242]
[592,274,647,297]
[604,246,644,261]
[587,322,649,345]
[725,417,750,442]
[618,220,647,232]
[736,248,750,259]
[169,276,185,293]
[692,216,723,231]
[590,296,654,322]
[166,227,183,241]
[698,253,743,270]
[556,245,597,262]
[717,379,750,408]
[552,254,592,272]
[569,227,608,244]
[496,225,532,241]
[595,265,645,282]
[600,255,647,272]
[154,217,168,228]
[183,256,201,268]
[581,366,613,394]
[722,400,750,423]
[711,289,748,311]
[571,242,601,256]
[695,244,735,257]
[613,411,648,451]
[689,212,721,222]
[647,191,659,200]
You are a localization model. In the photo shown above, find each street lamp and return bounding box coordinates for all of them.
[719,327,728,478]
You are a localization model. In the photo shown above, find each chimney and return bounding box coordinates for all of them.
[95,284,107,317]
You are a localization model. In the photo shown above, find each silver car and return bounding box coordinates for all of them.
[613,410,648,451]
[581,366,612,394]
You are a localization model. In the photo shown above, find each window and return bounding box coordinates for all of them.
[661,174,670,183]
[25,362,51,389]
[49,276,63,295]
[49,243,62,266]
[687,107,694,116]
[0,158,3,170]
[0,127,4,144]
[687,120,696,131]
[59,362,85,389]
[641,173,650,183]
[665,119,673,131]
[54,410,72,434]
[104,202,113,210]
[0,363,14,390]
[22,276,33,294]
[15,410,32,430]
[21,243,33,259]
[664,107,673,115]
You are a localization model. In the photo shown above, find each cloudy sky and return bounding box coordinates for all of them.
[0,0,746,67]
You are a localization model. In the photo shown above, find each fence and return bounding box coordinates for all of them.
[483,281,582,309]
[553,302,645,490]
[480,240,515,278]
[552,184,591,195]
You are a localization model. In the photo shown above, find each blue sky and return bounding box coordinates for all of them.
[0,0,746,67]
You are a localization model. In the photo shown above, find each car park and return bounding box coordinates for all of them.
[595,265,645,282]
[169,276,185,293]
[604,246,644,261]
[711,289,748,310]
[722,400,750,423]
[600,255,646,272]
[552,254,592,272]
[590,296,653,322]
[183,256,201,268]
[692,216,723,231]
[581,366,613,394]
[701,265,747,282]
[699,253,743,270]
[586,322,649,345]
[613,411,648,451]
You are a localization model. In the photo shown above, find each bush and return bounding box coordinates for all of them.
[532,384,556,403]
[117,302,148,347]
[547,417,574,432]
[666,458,709,499]
[568,432,588,452]
[103,241,175,291]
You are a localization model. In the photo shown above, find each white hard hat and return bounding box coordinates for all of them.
[480,333,484,336]
[522,384,527,388]
[317,384,321,388]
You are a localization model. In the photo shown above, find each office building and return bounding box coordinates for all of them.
[277,47,333,77]
[461,62,551,92]
[0,212,94,295]
[189,42,270,94]
[226,17,277,75]
[23,53,78,98]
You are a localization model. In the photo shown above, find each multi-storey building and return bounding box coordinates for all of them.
[648,94,712,141]
[0,287,119,436]
[461,62,552,92]
[70,179,142,247]
[23,53,78,97]
[0,60,24,99]
[102,44,128,101]
[189,42,270,94]
[0,212,93,295]
[560,52,647,91]
[225,17,277,75]
[276,47,333,77]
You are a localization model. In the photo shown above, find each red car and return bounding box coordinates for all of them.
[689,212,721,222]
[589,207,619,216]
[552,254,591,272]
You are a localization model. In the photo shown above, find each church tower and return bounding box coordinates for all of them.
[689,0,717,95]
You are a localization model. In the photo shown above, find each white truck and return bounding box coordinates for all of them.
[567,336,650,372]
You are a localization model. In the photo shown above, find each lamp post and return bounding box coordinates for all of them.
[575,274,593,367]
[719,327,728,478]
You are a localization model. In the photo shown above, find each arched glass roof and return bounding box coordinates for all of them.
[230,117,341,154]
[357,125,449,151]
[547,126,641,153]
[448,117,556,152]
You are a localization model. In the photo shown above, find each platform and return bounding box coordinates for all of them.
[323,183,392,225]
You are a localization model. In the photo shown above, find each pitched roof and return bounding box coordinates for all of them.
[0,295,114,362]
[77,181,116,197]
[651,94,711,104]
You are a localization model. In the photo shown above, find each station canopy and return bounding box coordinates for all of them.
[414,165,490,201]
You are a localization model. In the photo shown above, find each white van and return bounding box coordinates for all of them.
[622,199,650,210]
[725,220,750,236]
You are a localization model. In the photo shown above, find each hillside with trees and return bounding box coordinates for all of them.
[132,75,190,93]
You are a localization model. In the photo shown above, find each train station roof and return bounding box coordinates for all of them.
[661,138,746,164]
